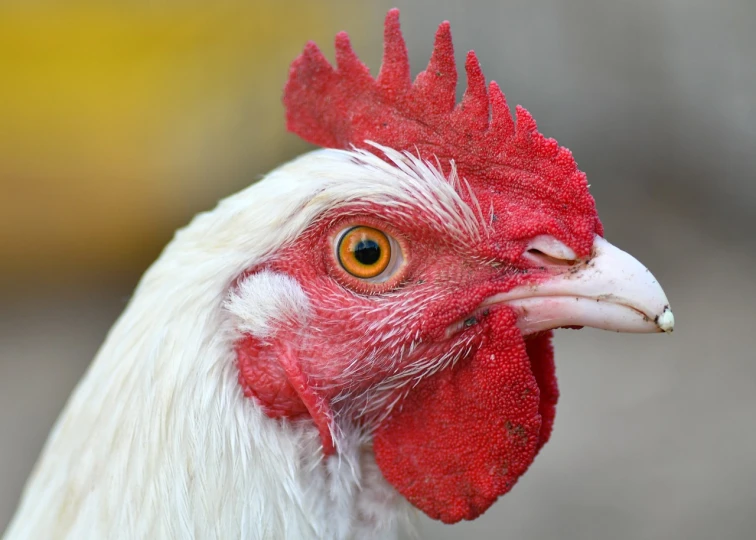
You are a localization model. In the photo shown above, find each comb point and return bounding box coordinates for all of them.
[334,32,370,77]
[299,41,333,73]
[463,51,487,101]
[489,81,514,138]
[515,105,538,134]
[377,7,411,94]
[454,51,489,129]
[413,19,456,113]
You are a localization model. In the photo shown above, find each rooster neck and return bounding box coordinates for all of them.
[5,149,419,540]
[5,259,412,539]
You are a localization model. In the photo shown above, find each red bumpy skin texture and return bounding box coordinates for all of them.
[373,316,556,523]
[239,8,603,523]
[284,9,602,255]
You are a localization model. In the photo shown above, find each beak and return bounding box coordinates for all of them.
[484,236,674,335]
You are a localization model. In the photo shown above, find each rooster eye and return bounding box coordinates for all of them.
[336,226,401,281]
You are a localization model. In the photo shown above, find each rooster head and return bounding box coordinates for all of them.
[232,9,673,524]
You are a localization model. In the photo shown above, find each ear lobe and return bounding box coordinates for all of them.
[228,270,335,454]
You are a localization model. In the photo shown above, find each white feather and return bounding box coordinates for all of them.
[225,271,311,340]
[4,145,476,540]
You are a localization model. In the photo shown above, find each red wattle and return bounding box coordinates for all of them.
[373,311,557,523]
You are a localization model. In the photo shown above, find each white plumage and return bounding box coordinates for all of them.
[3,147,477,540]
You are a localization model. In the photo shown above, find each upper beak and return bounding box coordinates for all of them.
[483,236,674,335]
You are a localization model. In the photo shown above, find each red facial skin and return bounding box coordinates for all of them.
[236,7,604,524]
[235,191,596,522]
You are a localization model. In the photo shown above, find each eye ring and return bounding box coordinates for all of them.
[336,226,402,282]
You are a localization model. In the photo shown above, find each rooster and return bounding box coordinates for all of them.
[4,9,673,540]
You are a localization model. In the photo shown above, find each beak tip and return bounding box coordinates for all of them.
[656,306,675,333]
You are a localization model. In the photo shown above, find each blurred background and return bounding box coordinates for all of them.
[1,1,754,539]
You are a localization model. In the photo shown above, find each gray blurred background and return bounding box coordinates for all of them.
[1,1,754,539]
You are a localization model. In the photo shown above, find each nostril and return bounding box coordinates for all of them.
[526,249,577,267]
[524,236,579,268]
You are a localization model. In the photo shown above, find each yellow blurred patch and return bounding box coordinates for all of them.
[0,1,372,281]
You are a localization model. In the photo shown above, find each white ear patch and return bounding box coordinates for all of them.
[225,270,311,339]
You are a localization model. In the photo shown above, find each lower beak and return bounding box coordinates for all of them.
[484,236,674,335]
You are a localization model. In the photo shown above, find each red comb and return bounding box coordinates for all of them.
[283,8,588,199]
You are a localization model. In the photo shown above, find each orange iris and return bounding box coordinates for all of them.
[337,226,391,279]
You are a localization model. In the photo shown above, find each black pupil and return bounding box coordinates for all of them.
[354,239,381,265]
